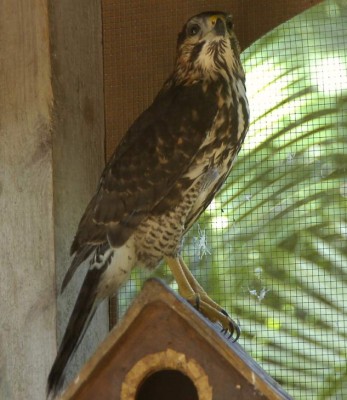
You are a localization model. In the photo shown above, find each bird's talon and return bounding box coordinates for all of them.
[221,308,230,317]
[195,294,200,311]
[230,321,241,342]
[219,312,240,342]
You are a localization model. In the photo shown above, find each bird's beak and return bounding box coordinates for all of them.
[210,15,226,37]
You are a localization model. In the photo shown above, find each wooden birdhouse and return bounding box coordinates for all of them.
[59,279,292,400]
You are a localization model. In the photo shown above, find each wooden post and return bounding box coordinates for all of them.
[0,1,55,398]
[48,0,108,392]
[0,0,107,398]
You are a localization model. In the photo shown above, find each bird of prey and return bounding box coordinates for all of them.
[47,11,249,397]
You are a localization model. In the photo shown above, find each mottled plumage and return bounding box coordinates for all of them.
[48,11,249,398]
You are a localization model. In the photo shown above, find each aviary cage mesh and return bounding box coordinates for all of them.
[103,1,347,398]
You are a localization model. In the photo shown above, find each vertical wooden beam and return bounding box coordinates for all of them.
[0,0,107,397]
[49,0,108,393]
[0,1,54,398]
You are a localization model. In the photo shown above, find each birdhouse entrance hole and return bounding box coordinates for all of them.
[121,348,213,400]
[136,369,198,400]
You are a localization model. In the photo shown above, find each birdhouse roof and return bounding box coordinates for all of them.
[60,278,292,400]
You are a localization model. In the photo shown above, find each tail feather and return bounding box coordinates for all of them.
[47,265,106,398]
[61,245,96,293]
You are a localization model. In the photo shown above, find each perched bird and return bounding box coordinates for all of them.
[47,11,249,398]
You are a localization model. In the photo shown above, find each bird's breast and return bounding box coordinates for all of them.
[132,77,249,270]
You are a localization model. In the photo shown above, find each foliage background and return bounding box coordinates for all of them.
[119,1,347,398]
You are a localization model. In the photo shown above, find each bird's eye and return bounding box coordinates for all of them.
[226,19,233,31]
[187,24,200,37]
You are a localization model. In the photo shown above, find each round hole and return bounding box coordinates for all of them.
[136,369,199,400]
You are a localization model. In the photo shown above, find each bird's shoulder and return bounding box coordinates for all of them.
[95,80,219,217]
[71,79,220,253]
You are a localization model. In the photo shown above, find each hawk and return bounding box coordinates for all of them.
[47,11,249,397]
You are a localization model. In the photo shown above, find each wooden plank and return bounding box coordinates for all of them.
[48,0,108,393]
[102,0,323,158]
[0,1,54,398]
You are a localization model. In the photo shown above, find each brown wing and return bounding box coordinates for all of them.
[62,81,219,289]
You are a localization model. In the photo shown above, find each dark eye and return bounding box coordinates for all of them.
[226,19,233,31]
[187,24,200,37]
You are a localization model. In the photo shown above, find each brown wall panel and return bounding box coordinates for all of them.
[102,0,322,158]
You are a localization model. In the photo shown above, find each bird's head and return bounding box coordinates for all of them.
[173,11,244,85]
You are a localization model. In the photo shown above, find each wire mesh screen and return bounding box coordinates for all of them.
[104,1,347,398]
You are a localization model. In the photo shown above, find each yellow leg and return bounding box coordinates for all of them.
[178,257,230,314]
[165,256,197,301]
[165,256,240,341]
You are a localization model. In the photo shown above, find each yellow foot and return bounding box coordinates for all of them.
[165,256,240,341]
